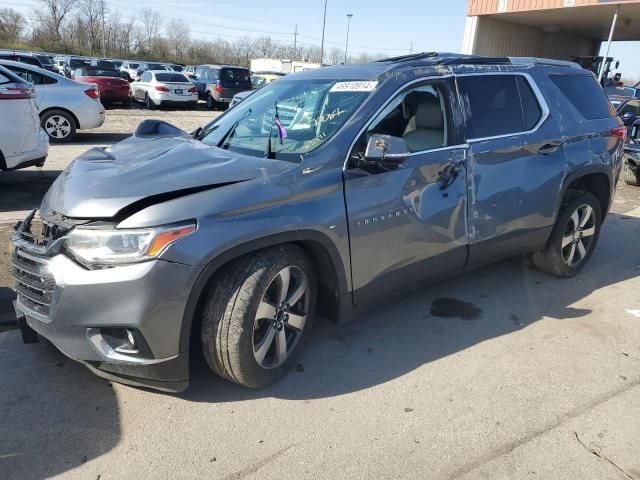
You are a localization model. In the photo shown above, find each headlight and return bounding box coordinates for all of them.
[65,223,196,266]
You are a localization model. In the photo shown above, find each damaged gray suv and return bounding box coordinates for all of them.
[11,53,624,392]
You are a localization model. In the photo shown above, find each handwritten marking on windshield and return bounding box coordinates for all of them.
[308,107,346,127]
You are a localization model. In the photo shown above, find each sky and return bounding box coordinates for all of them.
[5,0,640,79]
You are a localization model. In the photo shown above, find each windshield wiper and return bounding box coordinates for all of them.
[264,101,287,160]
[218,108,252,149]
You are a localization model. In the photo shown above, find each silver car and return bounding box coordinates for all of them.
[0,60,105,142]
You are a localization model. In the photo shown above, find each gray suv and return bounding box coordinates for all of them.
[11,53,624,392]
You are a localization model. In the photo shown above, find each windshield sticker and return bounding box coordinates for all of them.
[330,81,378,92]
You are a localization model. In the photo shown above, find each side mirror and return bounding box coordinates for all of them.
[622,111,637,125]
[364,134,409,166]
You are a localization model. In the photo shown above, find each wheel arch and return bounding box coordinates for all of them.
[179,230,350,355]
[558,167,612,219]
[40,107,80,129]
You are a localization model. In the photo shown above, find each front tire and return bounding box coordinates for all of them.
[41,110,76,143]
[531,190,602,277]
[623,162,640,186]
[201,245,317,388]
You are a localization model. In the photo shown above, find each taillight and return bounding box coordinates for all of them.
[155,85,169,92]
[610,125,627,142]
[85,87,100,99]
[214,82,223,94]
[0,83,35,100]
[188,86,197,93]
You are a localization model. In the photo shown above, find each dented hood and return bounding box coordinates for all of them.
[41,134,293,219]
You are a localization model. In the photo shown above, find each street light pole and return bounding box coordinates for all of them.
[320,0,328,65]
[101,0,106,58]
[344,14,353,64]
[599,5,619,84]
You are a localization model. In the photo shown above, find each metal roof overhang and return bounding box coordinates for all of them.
[484,2,640,41]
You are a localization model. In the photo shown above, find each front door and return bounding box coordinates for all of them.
[344,79,469,305]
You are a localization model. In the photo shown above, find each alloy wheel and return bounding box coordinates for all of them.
[252,266,309,369]
[561,204,596,267]
[44,115,71,139]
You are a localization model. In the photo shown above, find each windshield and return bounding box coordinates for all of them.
[147,63,165,70]
[155,73,189,82]
[129,63,139,69]
[199,79,377,161]
[36,55,54,64]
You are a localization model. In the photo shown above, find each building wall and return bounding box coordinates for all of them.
[467,0,623,16]
[462,16,599,59]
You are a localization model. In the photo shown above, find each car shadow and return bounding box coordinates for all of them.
[0,333,120,480]
[0,287,17,332]
[182,212,640,403]
[0,170,62,214]
[71,132,131,145]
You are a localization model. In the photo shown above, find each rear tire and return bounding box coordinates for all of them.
[206,93,215,110]
[623,162,640,186]
[531,190,602,277]
[145,93,156,110]
[41,110,76,143]
[201,245,317,388]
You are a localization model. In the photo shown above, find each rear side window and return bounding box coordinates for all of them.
[550,74,616,119]
[458,74,542,139]
[155,73,189,82]
[221,68,250,83]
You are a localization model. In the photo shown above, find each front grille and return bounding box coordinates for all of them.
[11,211,72,316]
[12,249,55,315]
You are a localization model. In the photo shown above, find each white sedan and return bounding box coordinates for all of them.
[0,59,105,143]
[131,71,198,109]
[0,65,48,171]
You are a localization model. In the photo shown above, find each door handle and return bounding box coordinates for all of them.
[537,142,561,155]
[439,158,465,190]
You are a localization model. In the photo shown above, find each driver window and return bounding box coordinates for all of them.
[357,84,450,158]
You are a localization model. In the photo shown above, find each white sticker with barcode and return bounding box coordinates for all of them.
[330,81,378,92]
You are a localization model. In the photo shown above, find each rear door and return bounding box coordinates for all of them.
[344,78,469,304]
[456,72,567,266]
[3,65,51,109]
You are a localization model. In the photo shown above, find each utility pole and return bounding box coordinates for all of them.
[320,0,327,65]
[410,41,413,54]
[101,0,106,58]
[344,14,353,64]
[293,24,298,59]
[599,5,619,84]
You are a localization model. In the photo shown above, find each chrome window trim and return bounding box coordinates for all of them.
[343,74,469,171]
[455,71,550,143]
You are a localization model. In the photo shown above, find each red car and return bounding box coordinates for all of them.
[72,67,131,106]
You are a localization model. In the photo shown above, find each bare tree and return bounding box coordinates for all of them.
[32,0,77,46]
[77,0,105,55]
[166,19,190,61]
[0,8,26,45]
[140,7,161,53]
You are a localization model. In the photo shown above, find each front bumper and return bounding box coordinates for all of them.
[11,228,201,392]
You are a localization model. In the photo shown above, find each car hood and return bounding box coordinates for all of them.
[41,133,293,219]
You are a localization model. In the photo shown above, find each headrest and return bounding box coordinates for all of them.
[415,100,444,130]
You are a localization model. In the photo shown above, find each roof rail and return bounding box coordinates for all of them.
[373,52,438,63]
[509,57,581,69]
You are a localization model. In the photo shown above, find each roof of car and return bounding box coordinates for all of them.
[0,59,66,78]
[197,64,248,70]
[287,52,583,82]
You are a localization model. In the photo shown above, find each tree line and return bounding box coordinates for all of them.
[0,0,385,67]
